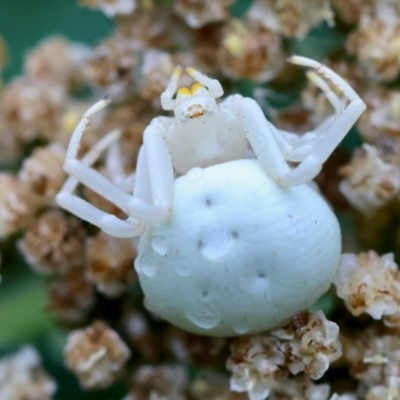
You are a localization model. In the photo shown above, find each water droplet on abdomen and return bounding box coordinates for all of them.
[232,324,250,334]
[185,305,221,329]
[138,251,157,277]
[151,235,168,256]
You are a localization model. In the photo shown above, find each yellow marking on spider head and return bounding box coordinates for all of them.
[177,86,191,96]
[173,66,182,78]
[190,83,204,94]
[186,67,197,77]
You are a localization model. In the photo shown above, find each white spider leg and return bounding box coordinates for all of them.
[160,66,182,111]
[133,146,152,203]
[271,116,337,162]
[65,97,111,160]
[105,142,135,192]
[270,66,346,162]
[57,130,145,238]
[126,117,174,220]
[235,56,366,186]
[235,92,364,187]
[64,112,137,215]
[285,55,366,164]
[289,55,361,104]
[186,67,224,98]
[62,98,166,220]
[305,70,342,112]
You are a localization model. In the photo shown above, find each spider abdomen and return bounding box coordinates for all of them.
[135,159,341,336]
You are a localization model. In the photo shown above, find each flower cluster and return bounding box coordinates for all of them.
[2,0,400,399]
[227,311,341,400]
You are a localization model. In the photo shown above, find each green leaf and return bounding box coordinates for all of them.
[0,276,52,344]
[289,22,346,61]
[230,0,253,18]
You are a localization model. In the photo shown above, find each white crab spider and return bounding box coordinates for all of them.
[56,56,365,238]
[56,56,366,336]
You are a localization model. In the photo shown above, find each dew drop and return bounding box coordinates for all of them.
[151,235,168,256]
[199,224,237,262]
[186,305,221,329]
[187,167,203,181]
[139,251,156,277]
[233,324,250,334]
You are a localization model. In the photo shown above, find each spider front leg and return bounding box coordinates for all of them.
[57,128,145,238]
[57,100,173,238]
[233,57,366,186]
[133,116,174,220]
[270,67,346,162]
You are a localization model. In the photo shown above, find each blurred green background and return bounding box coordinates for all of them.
[0,0,114,82]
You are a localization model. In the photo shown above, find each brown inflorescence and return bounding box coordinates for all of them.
[18,210,86,274]
[174,0,234,29]
[47,268,95,324]
[0,346,57,400]
[64,321,131,389]
[346,4,400,81]
[125,364,188,400]
[86,231,136,298]
[227,311,341,400]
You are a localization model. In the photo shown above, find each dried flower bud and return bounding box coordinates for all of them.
[0,346,57,400]
[366,377,400,400]
[339,144,400,214]
[122,308,159,363]
[334,251,400,319]
[227,335,288,400]
[269,375,330,400]
[347,7,400,81]
[80,0,136,17]
[18,144,66,207]
[272,311,342,380]
[86,231,136,298]
[65,321,131,389]
[25,36,89,91]
[47,268,95,323]
[18,210,86,274]
[0,173,36,238]
[343,328,400,388]
[190,369,248,400]
[218,19,284,82]
[126,365,187,400]
[357,87,400,143]
[137,49,177,108]
[0,115,22,163]
[167,327,230,368]
[84,35,138,100]
[117,7,187,50]
[248,0,334,39]
[174,0,234,29]
[0,77,64,142]
[330,0,374,25]
[329,394,358,400]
